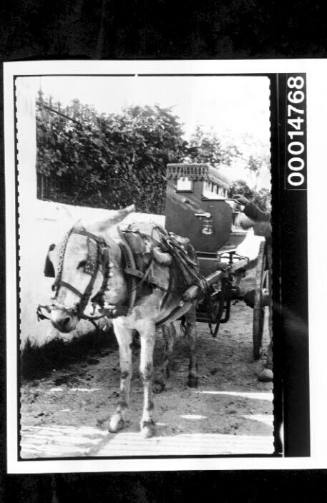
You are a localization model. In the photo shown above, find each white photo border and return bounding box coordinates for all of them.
[4,59,324,473]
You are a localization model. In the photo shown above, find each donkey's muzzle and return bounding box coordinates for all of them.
[49,308,78,333]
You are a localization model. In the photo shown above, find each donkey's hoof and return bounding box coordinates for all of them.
[187,374,198,388]
[153,379,166,394]
[108,414,125,433]
[141,420,155,438]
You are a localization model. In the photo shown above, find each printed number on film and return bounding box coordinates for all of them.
[287,76,306,188]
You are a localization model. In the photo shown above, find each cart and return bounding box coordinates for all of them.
[165,163,271,360]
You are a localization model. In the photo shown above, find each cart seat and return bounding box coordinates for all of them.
[196,229,265,276]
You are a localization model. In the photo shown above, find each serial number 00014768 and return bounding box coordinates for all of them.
[286,75,306,189]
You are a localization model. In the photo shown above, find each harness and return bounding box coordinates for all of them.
[37,227,112,322]
[37,224,190,324]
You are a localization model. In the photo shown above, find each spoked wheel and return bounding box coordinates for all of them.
[253,240,270,360]
[208,290,225,337]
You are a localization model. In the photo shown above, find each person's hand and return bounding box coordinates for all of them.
[233,194,249,206]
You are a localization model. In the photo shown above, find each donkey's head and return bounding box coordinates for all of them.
[42,205,135,333]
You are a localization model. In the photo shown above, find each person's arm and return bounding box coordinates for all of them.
[243,202,270,222]
[233,194,270,222]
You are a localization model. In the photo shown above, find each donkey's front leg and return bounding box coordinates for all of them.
[109,322,133,433]
[184,306,199,387]
[139,323,156,438]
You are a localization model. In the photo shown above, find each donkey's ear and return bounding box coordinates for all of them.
[44,243,56,278]
[94,204,136,232]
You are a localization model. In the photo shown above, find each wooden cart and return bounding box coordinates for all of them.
[165,162,270,359]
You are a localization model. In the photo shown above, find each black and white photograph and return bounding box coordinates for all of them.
[4,61,315,472]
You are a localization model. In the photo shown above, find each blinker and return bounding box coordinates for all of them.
[44,243,56,278]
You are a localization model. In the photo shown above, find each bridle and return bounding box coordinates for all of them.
[37,226,115,323]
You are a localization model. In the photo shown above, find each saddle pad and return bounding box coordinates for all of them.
[119,222,170,291]
[118,222,203,296]
[148,260,170,291]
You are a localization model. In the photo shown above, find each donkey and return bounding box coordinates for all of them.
[38,205,204,438]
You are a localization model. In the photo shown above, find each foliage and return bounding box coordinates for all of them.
[37,97,186,213]
[185,126,242,166]
[247,154,262,174]
[37,96,270,214]
[186,126,223,164]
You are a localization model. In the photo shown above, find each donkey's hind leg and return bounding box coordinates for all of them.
[153,323,176,393]
[109,321,133,433]
[184,305,199,388]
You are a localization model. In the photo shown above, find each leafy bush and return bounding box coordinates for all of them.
[186,126,242,166]
[37,95,270,214]
[37,98,186,213]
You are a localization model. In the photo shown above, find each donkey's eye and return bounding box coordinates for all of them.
[77,260,87,269]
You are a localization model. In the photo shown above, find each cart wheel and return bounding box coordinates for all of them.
[253,240,270,360]
[208,290,224,337]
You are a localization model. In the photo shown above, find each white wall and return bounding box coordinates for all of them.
[20,200,164,348]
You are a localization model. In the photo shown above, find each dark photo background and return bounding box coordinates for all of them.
[0,1,325,501]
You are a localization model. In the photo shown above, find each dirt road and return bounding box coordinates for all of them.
[20,297,274,459]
